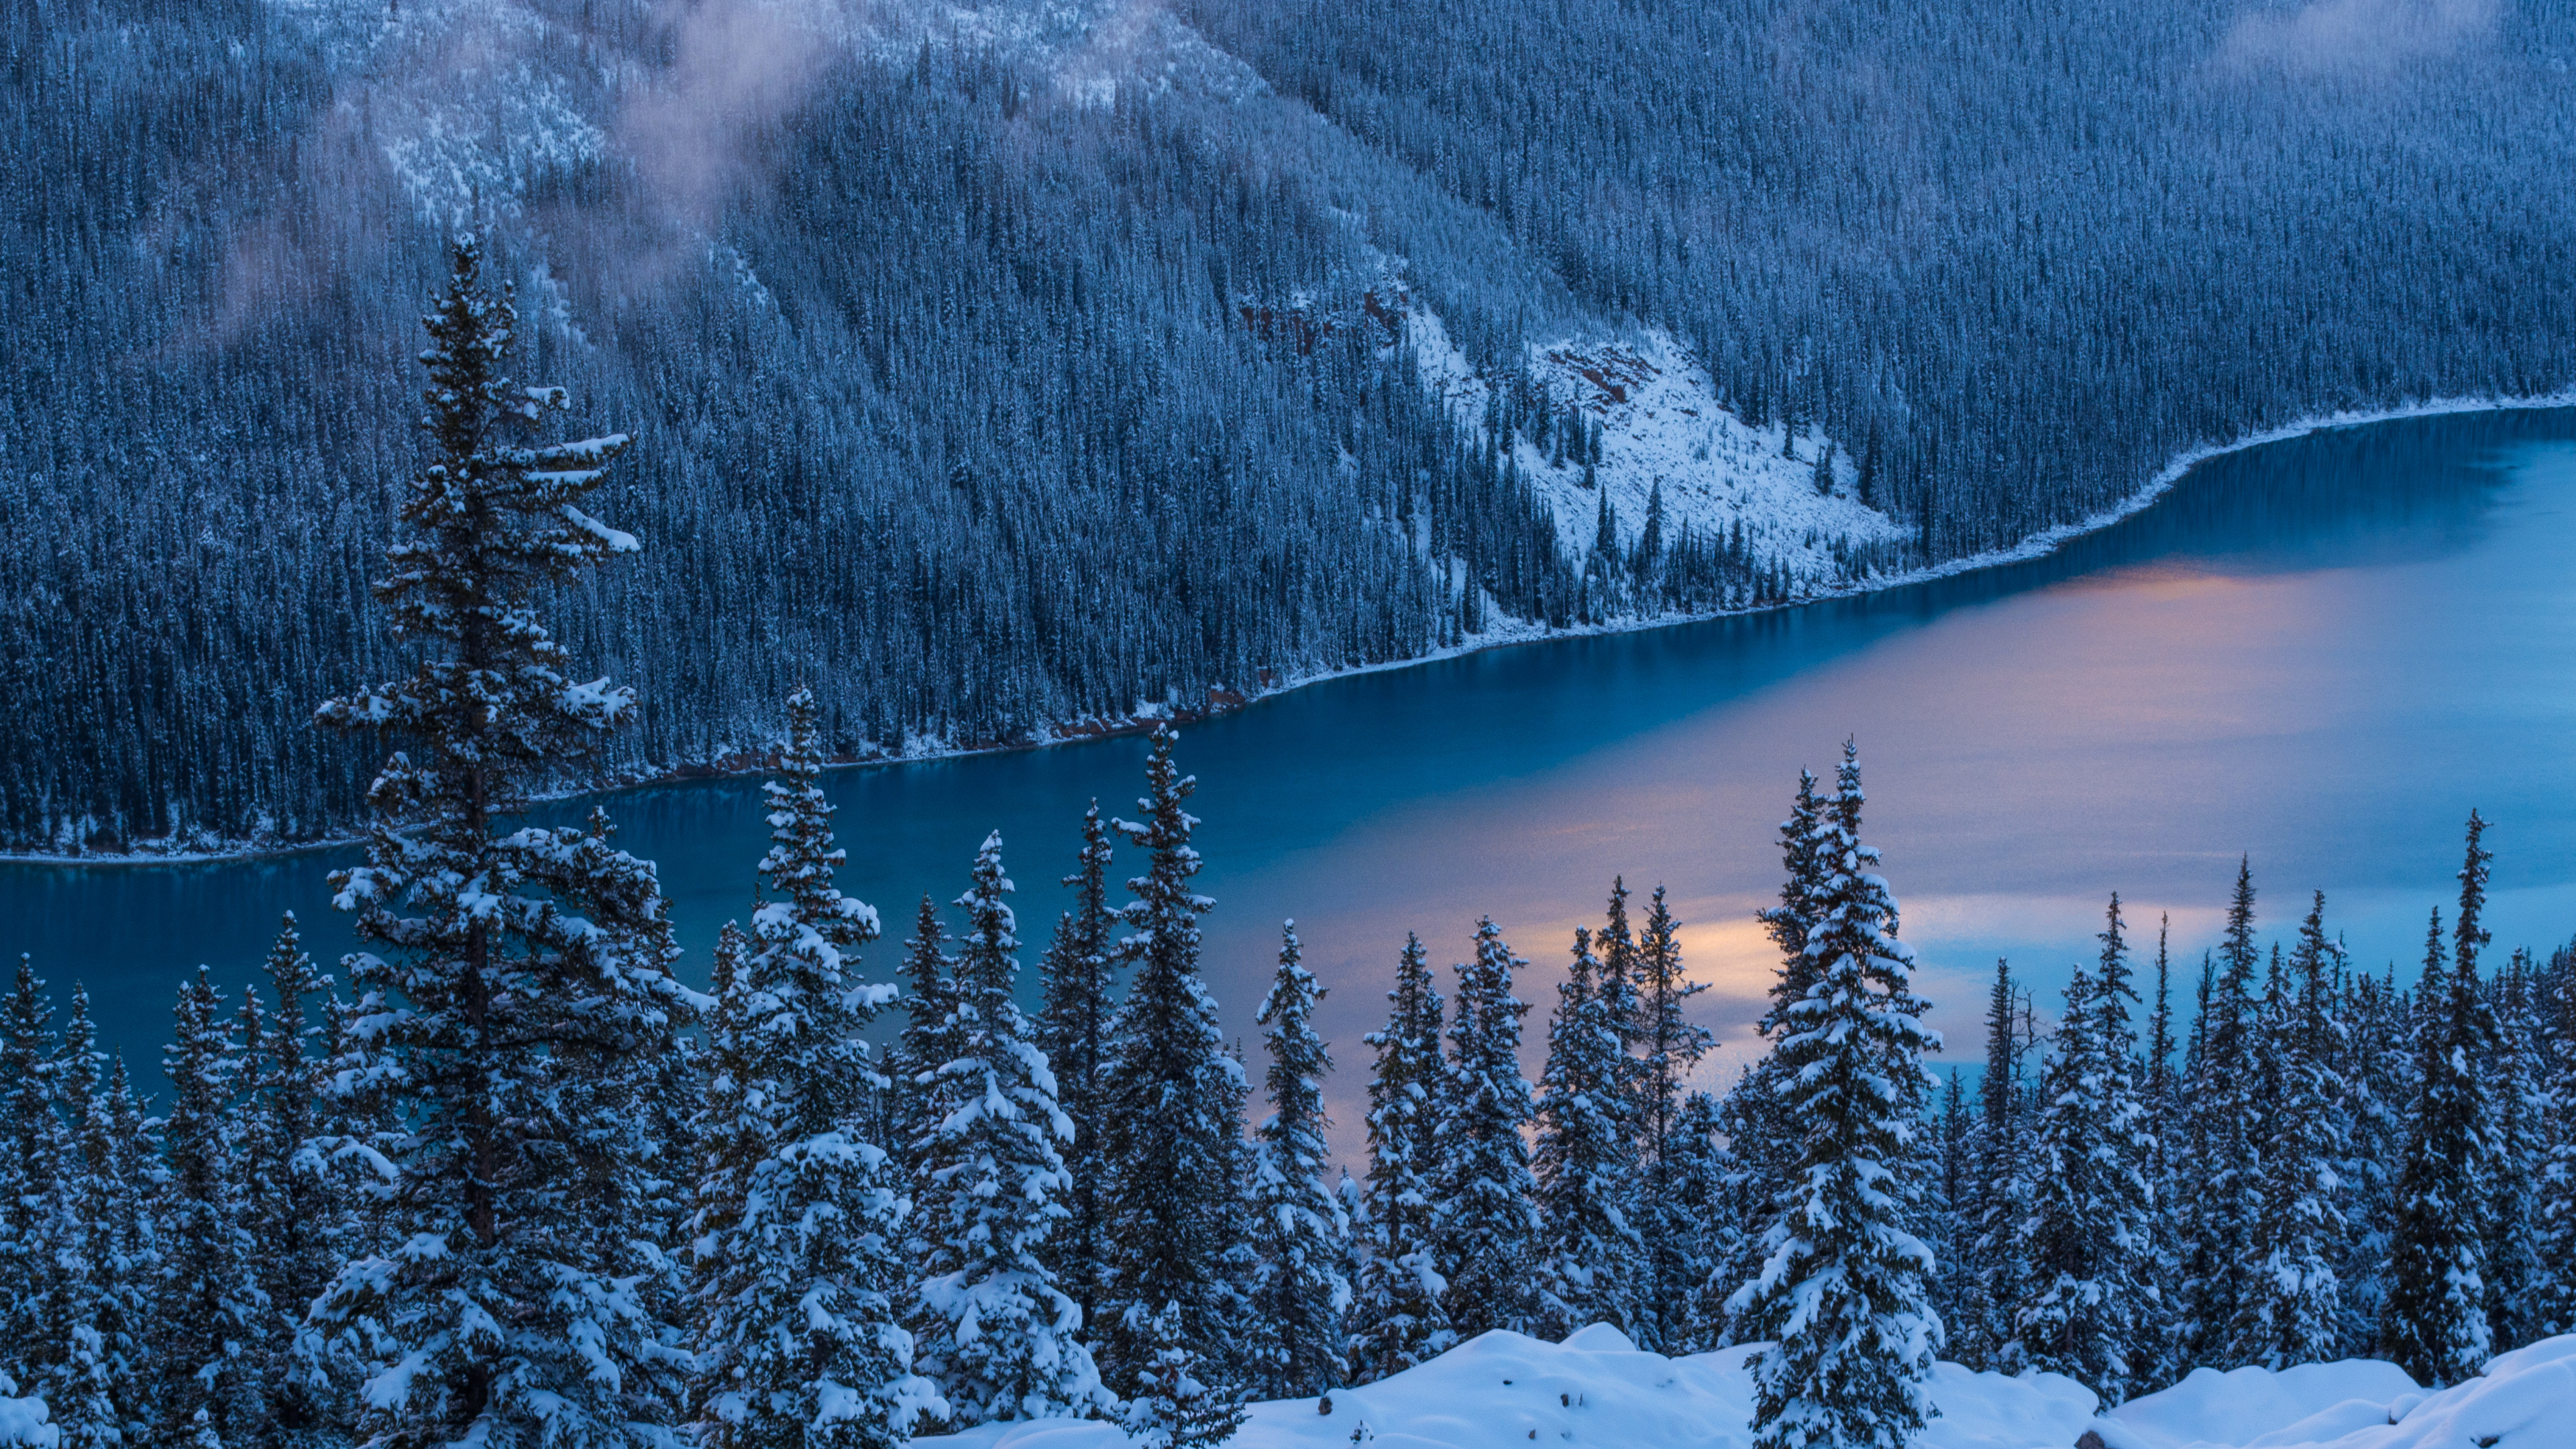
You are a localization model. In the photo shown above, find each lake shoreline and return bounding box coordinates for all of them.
[13,388,2570,871]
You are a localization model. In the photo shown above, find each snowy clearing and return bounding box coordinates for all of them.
[912,1326,2576,1449]
[1405,307,1909,587]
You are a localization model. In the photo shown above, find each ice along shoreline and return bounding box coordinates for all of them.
[14,388,2572,869]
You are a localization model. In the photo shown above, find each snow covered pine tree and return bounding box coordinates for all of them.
[1534,925,1642,1342]
[2380,813,2498,1386]
[689,686,934,1448]
[1093,727,1251,1446]
[1731,744,1941,1449]
[1349,934,1453,1383]
[311,234,698,1447]
[909,833,1106,1426]
[1246,921,1350,1399]
[1435,918,1542,1340]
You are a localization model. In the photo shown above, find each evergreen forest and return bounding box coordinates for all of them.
[1,248,2572,1449]
[7,0,2575,850]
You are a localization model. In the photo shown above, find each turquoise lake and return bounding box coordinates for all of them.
[12,407,2576,1142]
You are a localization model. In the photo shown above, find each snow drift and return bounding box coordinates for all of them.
[913,1328,2576,1449]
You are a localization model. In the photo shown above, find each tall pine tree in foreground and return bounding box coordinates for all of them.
[2013,896,2154,1404]
[1093,727,1250,1446]
[1036,803,1119,1334]
[2380,813,2496,1387]
[155,967,264,1446]
[2181,859,2262,1369]
[689,686,932,1448]
[1435,918,1542,1340]
[1631,885,1713,1352]
[910,833,1104,1426]
[2235,892,2347,1369]
[313,233,697,1447]
[1349,934,1452,1383]
[1731,745,1941,1449]
[1534,926,1642,1342]
[1246,922,1349,1399]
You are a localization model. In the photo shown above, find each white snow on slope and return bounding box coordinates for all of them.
[1406,308,1909,589]
[914,1328,2576,1449]
[2100,1333,2576,1449]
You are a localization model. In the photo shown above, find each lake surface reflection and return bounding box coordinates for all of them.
[12,407,2576,1154]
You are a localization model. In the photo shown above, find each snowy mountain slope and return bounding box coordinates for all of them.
[911,1328,2576,1449]
[1406,308,1911,590]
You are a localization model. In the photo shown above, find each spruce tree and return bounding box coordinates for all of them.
[0,959,60,1382]
[238,914,347,1445]
[1533,926,1642,1342]
[1729,747,1940,1449]
[2484,949,2546,1349]
[1435,918,1541,1340]
[1631,885,1713,1352]
[50,991,156,1449]
[910,833,1104,1425]
[2180,859,2263,1368]
[890,894,956,1185]
[2235,892,2347,1370]
[1246,922,1350,1399]
[2380,813,2496,1387]
[1953,958,2028,1373]
[689,687,932,1448]
[2337,963,2410,1355]
[1348,934,1452,1381]
[2013,896,2155,1403]
[2537,946,2576,1337]
[156,967,265,1446]
[1036,802,1118,1333]
[1093,726,1250,1442]
[309,233,694,1445]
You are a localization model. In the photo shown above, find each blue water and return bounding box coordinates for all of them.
[12,407,2576,1144]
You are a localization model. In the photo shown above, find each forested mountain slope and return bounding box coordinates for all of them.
[6,0,2573,852]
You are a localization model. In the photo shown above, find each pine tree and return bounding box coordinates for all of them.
[50,991,156,1449]
[1533,926,1642,1342]
[2380,812,2496,1387]
[1093,727,1250,1442]
[1348,934,1452,1382]
[239,914,348,1446]
[2134,914,2181,1389]
[1729,746,1941,1449]
[309,233,694,1446]
[1631,885,1713,1353]
[1659,1090,1735,1354]
[2235,892,2347,1369]
[1246,922,1350,1399]
[1435,918,1541,1340]
[2013,896,2155,1403]
[2181,858,2263,1368]
[156,968,265,1446]
[0,958,60,1381]
[1722,782,1832,1350]
[2538,944,2576,1337]
[1036,802,1118,1334]
[891,894,956,1185]
[2337,963,2410,1356]
[908,833,1104,1425]
[690,687,934,1448]
[2484,949,2547,1350]
[1953,958,2027,1373]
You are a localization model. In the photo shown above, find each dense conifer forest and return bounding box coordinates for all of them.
[1,252,2572,1448]
[6,0,2575,851]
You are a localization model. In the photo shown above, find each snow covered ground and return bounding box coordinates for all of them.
[912,1326,2576,1449]
[1405,307,1909,589]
